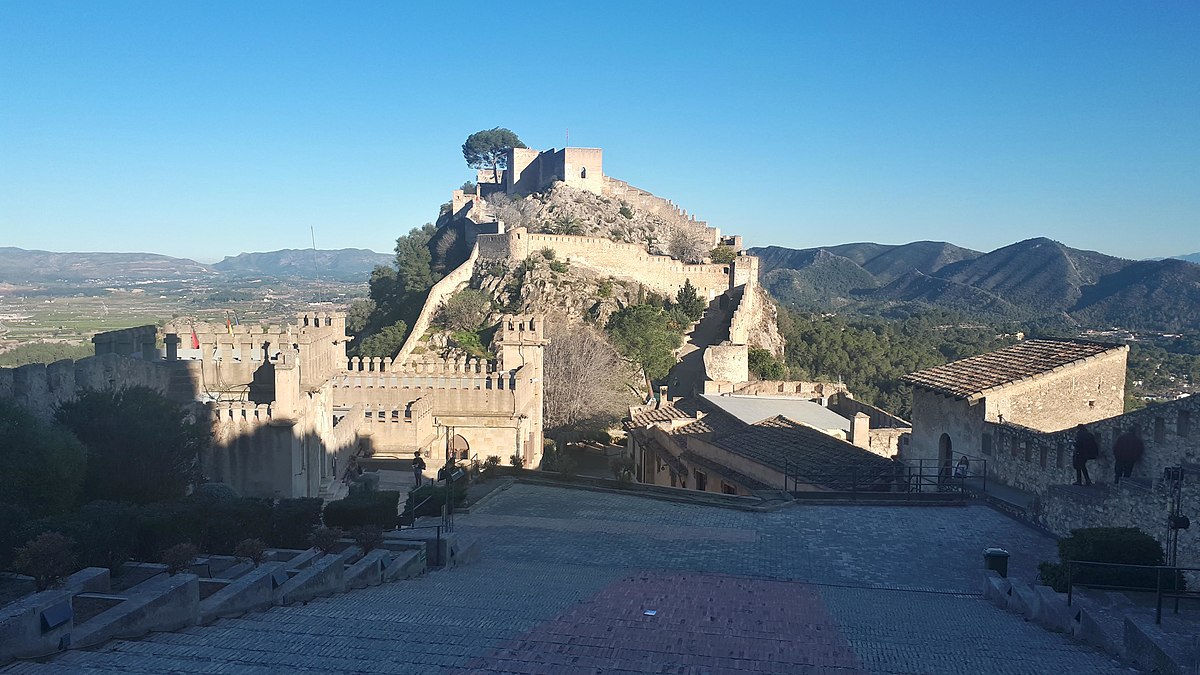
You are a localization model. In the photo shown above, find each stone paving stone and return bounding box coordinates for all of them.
[1,483,1125,674]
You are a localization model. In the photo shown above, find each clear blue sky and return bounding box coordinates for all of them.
[1,1,1197,262]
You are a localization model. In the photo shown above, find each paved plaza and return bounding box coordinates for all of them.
[4,483,1130,674]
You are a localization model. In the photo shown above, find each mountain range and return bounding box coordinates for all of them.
[750,238,1200,332]
[0,247,392,284]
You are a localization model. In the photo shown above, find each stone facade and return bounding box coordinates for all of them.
[907,345,1128,469]
[0,312,546,500]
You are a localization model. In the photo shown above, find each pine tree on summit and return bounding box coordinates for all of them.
[462,128,526,183]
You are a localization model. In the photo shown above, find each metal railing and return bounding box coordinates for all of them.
[1065,559,1199,624]
[783,457,987,497]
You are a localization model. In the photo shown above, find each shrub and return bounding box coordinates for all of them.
[13,532,77,591]
[709,245,737,264]
[233,538,268,567]
[61,500,143,571]
[350,526,383,553]
[136,499,204,560]
[311,527,342,554]
[1038,527,1181,592]
[540,247,556,260]
[618,204,634,219]
[748,348,787,380]
[206,498,272,554]
[610,455,636,483]
[450,330,490,359]
[549,260,569,274]
[323,491,400,530]
[598,280,614,298]
[509,453,525,469]
[437,288,493,332]
[483,455,501,479]
[556,453,579,479]
[270,498,323,549]
[161,542,199,575]
[192,482,239,502]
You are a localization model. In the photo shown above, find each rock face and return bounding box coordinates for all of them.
[483,183,717,259]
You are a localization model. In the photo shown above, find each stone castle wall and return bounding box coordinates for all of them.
[979,395,1198,497]
[477,227,735,300]
[393,243,479,363]
[0,353,176,421]
[602,176,719,248]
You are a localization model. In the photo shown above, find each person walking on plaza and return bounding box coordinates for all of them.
[1113,426,1144,484]
[1073,424,1099,486]
[412,451,426,489]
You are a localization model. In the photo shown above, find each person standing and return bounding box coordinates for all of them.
[1113,426,1144,484]
[1073,424,1099,486]
[412,451,426,489]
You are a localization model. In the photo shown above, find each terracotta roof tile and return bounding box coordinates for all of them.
[901,339,1124,399]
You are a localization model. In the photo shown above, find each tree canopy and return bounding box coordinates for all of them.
[55,387,207,504]
[543,314,635,446]
[462,128,527,182]
[0,400,87,517]
[605,304,683,381]
[351,223,441,355]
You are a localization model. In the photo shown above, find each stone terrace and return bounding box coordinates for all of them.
[5,484,1127,674]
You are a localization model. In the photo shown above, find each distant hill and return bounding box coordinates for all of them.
[749,238,1200,331]
[0,247,390,284]
[212,249,393,281]
[1175,252,1200,264]
[0,247,214,283]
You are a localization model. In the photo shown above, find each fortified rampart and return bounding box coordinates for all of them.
[477,227,745,300]
[0,352,177,421]
[393,244,479,363]
[602,176,719,248]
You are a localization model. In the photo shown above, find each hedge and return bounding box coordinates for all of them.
[401,484,468,524]
[1038,527,1184,592]
[323,491,400,529]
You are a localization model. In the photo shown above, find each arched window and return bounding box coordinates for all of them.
[580,167,587,179]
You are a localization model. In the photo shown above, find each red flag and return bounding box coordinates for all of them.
[226,315,233,335]
[190,326,200,350]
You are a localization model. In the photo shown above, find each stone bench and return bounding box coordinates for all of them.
[199,563,284,624]
[275,552,352,606]
[71,573,199,650]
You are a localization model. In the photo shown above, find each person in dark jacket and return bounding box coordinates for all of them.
[1113,426,1145,484]
[412,451,426,489]
[1073,424,1099,486]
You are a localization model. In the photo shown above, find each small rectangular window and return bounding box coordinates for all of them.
[1039,445,1047,468]
[1180,411,1191,438]
[721,482,737,495]
[981,433,993,456]
[1155,417,1166,443]
[1023,442,1031,462]
[1056,444,1064,469]
[695,470,708,492]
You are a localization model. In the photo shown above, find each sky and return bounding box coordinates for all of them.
[1,1,1197,262]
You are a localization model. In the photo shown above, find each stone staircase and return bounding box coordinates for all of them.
[984,571,1200,673]
[316,477,348,503]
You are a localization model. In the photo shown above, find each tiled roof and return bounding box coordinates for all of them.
[901,339,1125,399]
[625,404,694,429]
[709,416,896,490]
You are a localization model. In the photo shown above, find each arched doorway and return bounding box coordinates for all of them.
[938,433,953,479]
[450,434,470,461]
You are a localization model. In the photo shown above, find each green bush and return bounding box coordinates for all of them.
[206,498,272,554]
[234,538,268,566]
[323,491,400,529]
[540,247,556,260]
[270,498,323,549]
[13,532,77,591]
[311,527,342,553]
[549,260,569,274]
[1038,527,1181,592]
[618,205,634,219]
[0,400,87,517]
[161,542,199,575]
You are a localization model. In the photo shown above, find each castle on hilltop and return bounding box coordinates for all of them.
[0,143,784,500]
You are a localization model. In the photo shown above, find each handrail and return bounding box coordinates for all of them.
[1065,559,1199,624]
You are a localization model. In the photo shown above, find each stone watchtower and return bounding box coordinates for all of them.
[496,315,548,466]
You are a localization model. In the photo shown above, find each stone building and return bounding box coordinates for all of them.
[903,338,1200,567]
[0,313,547,501]
[902,339,1128,471]
[625,393,903,494]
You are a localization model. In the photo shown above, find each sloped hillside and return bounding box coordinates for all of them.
[0,247,214,283]
[1072,259,1200,331]
[213,248,392,280]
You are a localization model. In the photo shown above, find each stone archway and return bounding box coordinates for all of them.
[938,433,953,474]
[451,434,470,461]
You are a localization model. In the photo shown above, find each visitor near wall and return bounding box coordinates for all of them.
[412,451,426,488]
[1112,426,1144,484]
[1073,424,1099,486]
